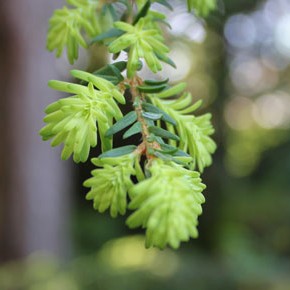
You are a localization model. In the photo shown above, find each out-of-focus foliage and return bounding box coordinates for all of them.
[47,0,102,64]
[187,0,217,16]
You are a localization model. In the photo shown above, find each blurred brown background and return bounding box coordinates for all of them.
[0,0,290,289]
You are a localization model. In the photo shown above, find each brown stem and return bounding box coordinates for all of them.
[117,1,159,159]
[127,76,160,159]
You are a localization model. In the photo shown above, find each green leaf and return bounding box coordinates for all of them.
[137,84,167,93]
[93,75,120,84]
[154,0,173,10]
[127,160,206,249]
[133,0,151,25]
[46,2,101,64]
[155,150,191,167]
[134,157,145,182]
[173,149,191,157]
[70,70,126,104]
[156,83,187,98]
[172,155,193,164]
[149,126,180,141]
[159,143,179,154]
[93,62,126,76]
[105,111,138,137]
[179,99,203,114]
[110,64,125,80]
[155,53,176,68]
[147,134,160,143]
[187,0,217,16]
[101,3,108,15]
[137,60,143,71]
[112,61,128,72]
[99,121,112,152]
[86,61,127,85]
[144,78,169,86]
[142,102,176,125]
[112,51,121,61]
[93,65,124,84]
[99,145,137,158]
[90,28,124,44]
[145,119,155,127]
[84,155,135,217]
[123,122,142,139]
[108,19,169,76]
[142,112,163,120]
[40,76,126,162]
[119,0,130,9]
[107,4,118,21]
[152,18,172,29]
[153,151,173,161]
[149,97,216,172]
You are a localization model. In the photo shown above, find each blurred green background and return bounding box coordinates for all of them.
[1,0,290,289]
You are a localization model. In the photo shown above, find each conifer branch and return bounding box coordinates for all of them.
[41,0,218,249]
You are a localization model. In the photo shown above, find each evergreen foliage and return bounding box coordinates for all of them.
[127,160,206,249]
[84,155,136,217]
[41,0,218,249]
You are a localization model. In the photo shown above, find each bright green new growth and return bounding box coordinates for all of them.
[150,89,216,172]
[187,0,217,16]
[109,19,169,77]
[127,160,206,249]
[84,155,136,217]
[47,0,111,64]
[41,0,218,249]
[39,70,125,162]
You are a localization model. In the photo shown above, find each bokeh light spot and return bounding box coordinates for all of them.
[97,235,179,277]
[252,92,290,129]
[224,96,255,130]
[274,14,290,58]
[224,14,256,49]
